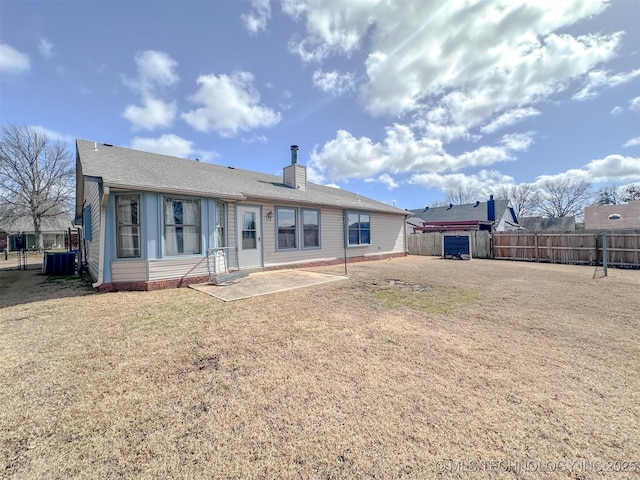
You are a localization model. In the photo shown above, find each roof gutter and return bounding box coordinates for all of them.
[240,192,406,215]
[103,182,246,202]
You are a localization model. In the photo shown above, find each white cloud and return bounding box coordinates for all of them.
[284,1,635,191]
[0,43,30,74]
[242,0,271,35]
[283,0,373,62]
[182,71,281,137]
[623,137,640,148]
[408,170,514,198]
[481,108,541,134]
[131,134,218,161]
[500,132,535,152]
[241,133,268,144]
[123,50,179,95]
[610,106,623,116]
[38,38,54,59]
[312,69,355,96]
[629,96,640,112]
[309,126,531,183]
[284,1,620,144]
[122,51,180,131]
[572,69,640,101]
[122,97,177,131]
[536,154,640,184]
[29,125,74,144]
[365,173,398,189]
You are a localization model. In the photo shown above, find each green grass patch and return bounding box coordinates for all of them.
[375,286,479,314]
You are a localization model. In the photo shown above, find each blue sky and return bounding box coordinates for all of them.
[1,0,639,209]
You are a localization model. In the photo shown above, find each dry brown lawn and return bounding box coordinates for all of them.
[1,256,639,479]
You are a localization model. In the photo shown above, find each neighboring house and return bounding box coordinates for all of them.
[584,200,640,230]
[407,195,521,232]
[75,140,408,291]
[518,216,576,232]
[0,214,74,251]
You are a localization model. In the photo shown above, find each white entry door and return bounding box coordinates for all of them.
[237,205,262,269]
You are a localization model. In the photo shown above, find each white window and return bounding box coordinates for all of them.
[164,197,201,255]
[347,212,371,246]
[116,195,141,258]
[302,209,320,248]
[277,207,297,250]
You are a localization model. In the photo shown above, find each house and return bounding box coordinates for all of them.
[0,213,74,251]
[75,140,408,291]
[584,200,640,230]
[518,216,576,232]
[407,195,521,232]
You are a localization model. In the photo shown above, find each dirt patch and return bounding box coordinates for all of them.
[1,256,638,479]
[385,278,431,291]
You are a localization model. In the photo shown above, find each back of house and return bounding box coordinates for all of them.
[75,140,407,291]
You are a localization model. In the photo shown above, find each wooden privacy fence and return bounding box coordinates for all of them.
[408,230,640,267]
[408,231,492,258]
[493,231,640,267]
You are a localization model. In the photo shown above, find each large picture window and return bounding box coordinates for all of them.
[302,209,320,248]
[277,207,297,250]
[164,197,201,255]
[347,212,371,246]
[116,195,141,258]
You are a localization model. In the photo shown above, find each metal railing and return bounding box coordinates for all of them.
[206,247,240,284]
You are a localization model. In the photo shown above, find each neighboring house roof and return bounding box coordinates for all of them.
[76,139,406,216]
[0,214,73,234]
[408,199,511,223]
[519,216,576,232]
[584,201,640,230]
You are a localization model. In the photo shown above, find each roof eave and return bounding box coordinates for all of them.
[103,182,247,202]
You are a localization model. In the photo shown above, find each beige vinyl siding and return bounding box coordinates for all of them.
[111,260,148,282]
[84,179,101,281]
[283,164,307,190]
[148,257,209,281]
[369,212,406,255]
[256,201,406,268]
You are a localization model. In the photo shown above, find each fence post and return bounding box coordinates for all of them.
[602,232,608,277]
[534,233,539,262]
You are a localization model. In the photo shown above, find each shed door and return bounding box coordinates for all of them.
[237,205,262,269]
[443,235,471,260]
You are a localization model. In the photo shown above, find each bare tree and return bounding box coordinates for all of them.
[594,184,640,205]
[493,183,541,218]
[624,184,640,202]
[0,124,74,250]
[594,185,623,205]
[444,186,480,205]
[538,178,592,218]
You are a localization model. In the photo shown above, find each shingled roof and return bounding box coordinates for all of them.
[408,199,510,222]
[0,213,73,233]
[76,139,406,215]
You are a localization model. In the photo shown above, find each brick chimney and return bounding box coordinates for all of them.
[283,145,307,190]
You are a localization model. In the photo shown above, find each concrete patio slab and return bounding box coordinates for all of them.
[189,269,348,301]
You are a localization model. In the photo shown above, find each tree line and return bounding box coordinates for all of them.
[439,179,640,219]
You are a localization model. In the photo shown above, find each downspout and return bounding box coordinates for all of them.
[92,185,110,289]
[404,214,409,256]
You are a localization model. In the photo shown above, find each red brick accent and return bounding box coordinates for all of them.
[98,275,210,293]
[97,252,407,292]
